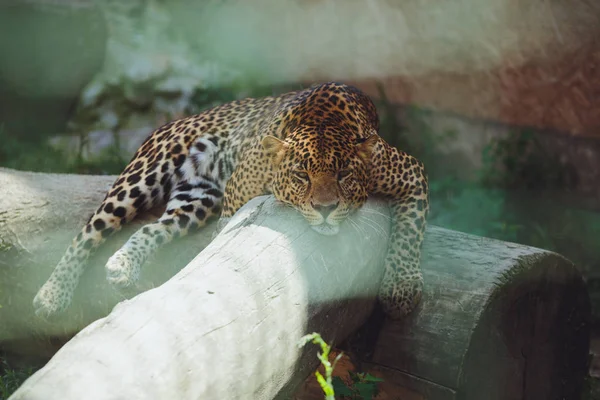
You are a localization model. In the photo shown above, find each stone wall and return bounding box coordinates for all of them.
[349,38,600,138]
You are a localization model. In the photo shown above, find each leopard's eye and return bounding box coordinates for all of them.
[292,171,310,182]
[338,169,353,181]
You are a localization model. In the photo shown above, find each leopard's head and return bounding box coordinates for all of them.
[262,131,377,235]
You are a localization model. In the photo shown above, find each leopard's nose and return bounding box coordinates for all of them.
[313,203,338,219]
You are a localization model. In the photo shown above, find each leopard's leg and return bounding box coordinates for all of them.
[33,152,165,317]
[367,135,429,319]
[33,131,232,317]
[105,176,223,288]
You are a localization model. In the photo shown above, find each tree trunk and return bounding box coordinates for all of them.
[332,228,591,400]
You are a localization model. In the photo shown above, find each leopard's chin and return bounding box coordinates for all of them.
[310,223,339,236]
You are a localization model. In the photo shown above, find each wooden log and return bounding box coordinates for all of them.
[8,194,391,400]
[347,227,591,400]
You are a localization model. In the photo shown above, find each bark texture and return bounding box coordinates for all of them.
[357,228,591,400]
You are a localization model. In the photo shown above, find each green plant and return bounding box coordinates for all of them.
[299,333,343,400]
[332,372,384,400]
[582,375,600,400]
[0,124,71,173]
[0,358,35,400]
[480,129,575,190]
[298,333,385,400]
[0,123,129,175]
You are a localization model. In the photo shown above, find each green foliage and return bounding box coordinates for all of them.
[0,358,35,400]
[332,373,383,400]
[71,145,128,175]
[477,128,600,271]
[0,125,73,173]
[0,125,127,175]
[582,375,600,400]
[426,152,600,273]
[298,333,343,400]
[480,129,576,190]
[298,333,384,400]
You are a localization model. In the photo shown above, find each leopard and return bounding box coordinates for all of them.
[33,82,429,320]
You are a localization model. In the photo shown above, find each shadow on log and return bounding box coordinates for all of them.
[337,228,591,400]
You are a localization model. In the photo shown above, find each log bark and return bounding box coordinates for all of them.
[8,194,391,400]
[347,227,591,400]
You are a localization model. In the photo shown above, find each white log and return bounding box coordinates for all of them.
[9,195,391,400]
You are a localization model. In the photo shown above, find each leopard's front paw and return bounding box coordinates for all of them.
[105,250,140,290]
[378,276,423,320]
[33,280,72,319]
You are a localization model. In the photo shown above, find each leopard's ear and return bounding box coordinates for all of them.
[261,135,288,166]
[356,134,379,165]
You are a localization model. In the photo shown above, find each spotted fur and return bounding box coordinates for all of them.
[33,82,429,319]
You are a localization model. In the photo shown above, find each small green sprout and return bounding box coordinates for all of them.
[298,332,344,400]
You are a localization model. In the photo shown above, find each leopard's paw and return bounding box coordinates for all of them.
[378,276,423,320]
[105,250,140,289]
[33,280,72,319]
